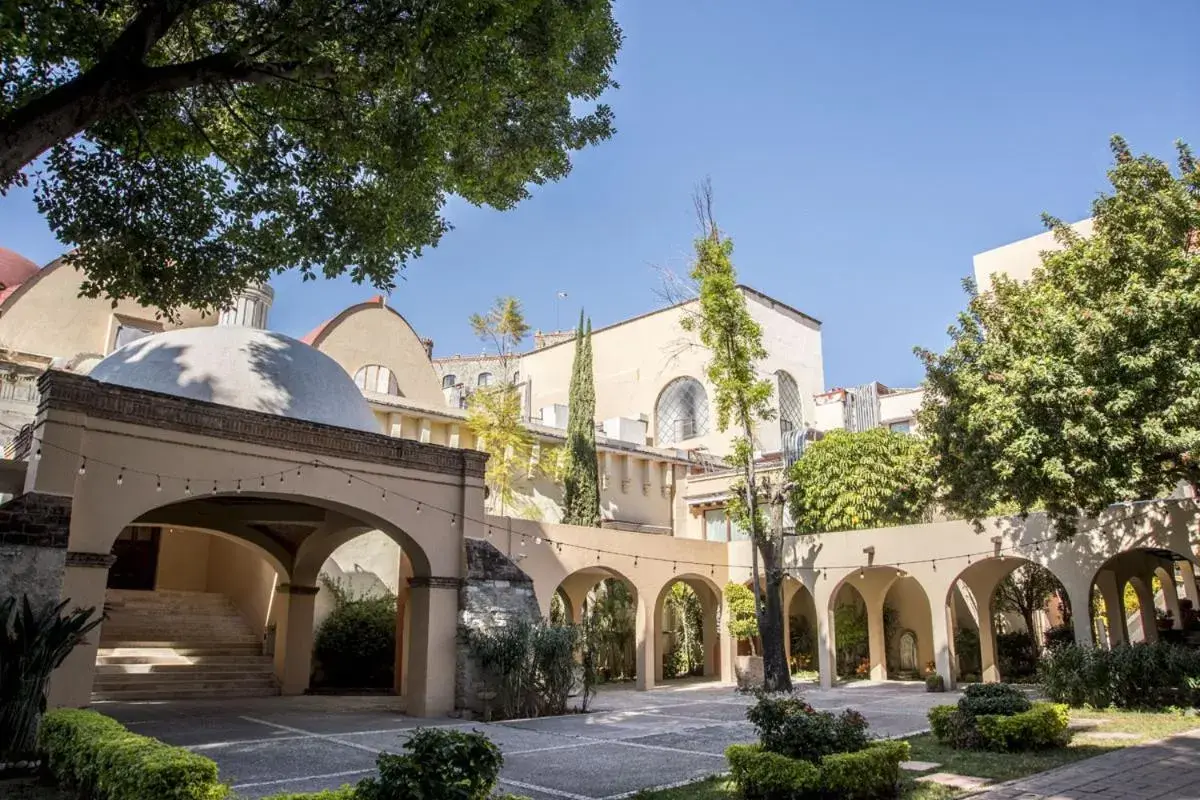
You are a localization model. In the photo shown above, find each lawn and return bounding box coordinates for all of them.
[632,708,1200,799]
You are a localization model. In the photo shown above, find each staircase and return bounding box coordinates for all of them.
[93,589,279,701]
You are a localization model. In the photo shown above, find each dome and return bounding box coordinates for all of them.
[0,247,39,289]
[89,326,380,432]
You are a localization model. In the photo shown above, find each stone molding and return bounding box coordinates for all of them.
[276,583,320,595]
[65,552,116,569]
[37,371,488,479]
[409,576,463,590]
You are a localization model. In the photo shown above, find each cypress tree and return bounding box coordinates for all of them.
[563,312,600,526]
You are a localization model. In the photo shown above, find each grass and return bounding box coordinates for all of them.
[0,779,71,800]
[631,707,1200,800]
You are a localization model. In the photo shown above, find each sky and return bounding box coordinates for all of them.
[2,1,1198,388]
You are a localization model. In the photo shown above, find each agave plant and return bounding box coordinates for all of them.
[0,595,104,755]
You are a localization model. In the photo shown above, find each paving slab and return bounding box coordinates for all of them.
[501,709,713,741]
[208,738,378,789]
[501,740,724,798]
[916,772,991,790]
[900,760,941,772]
[623,722,758,755]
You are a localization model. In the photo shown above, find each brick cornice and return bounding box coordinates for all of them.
[408,576,463,590]
[66,552,117,569]
[38,371,488,479]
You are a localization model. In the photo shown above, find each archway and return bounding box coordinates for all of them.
[784,579,818,678]
[945,556,1071,683]
[825,566,937,683]
[554,567,640,684]
[1090,546,1197,648]
[652,574,723,684]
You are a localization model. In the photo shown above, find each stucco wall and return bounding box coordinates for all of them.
[155,528,212,591]
[972,218,1094,292]
[206,536,278,633]
[312,302,444,406]
[0,262,214,360]
[313,530,401,631]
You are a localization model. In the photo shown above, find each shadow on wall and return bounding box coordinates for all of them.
[313,551,395,632]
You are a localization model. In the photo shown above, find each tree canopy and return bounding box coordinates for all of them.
[787,428,934,534]
[918,137,1200,536]
[1,0,621,315]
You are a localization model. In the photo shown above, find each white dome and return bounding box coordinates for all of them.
[89,326,380,432]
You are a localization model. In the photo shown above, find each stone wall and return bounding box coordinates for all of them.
[455,538,542,716]
[0,493,71,610]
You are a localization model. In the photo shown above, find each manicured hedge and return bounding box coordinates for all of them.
[38,708,228,800]
[928,701,1070,752]
[260,789,358,800]
[726,740,910,800]
[1039,643,1200,709]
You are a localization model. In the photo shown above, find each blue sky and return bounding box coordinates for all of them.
[2,1,1197,388]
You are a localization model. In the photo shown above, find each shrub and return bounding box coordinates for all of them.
[726,740,909,800]
[975,703,1071,752]
[38,708,228,800]
[465,619,579,719]
[726,744,819,800]
[925,673,945,692]
[313,577,397,689]
[725,583,759,653]
[958,683,1031,717]
[355,728,502,800]
[1043,624,1075,651]
[953,627,981,677]
[1039,642,1200,710]
[996,630,1038,682]
[926,704,980,750]
[260,790,357,800]
[746,694,869,763]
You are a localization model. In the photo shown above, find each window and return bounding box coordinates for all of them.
[112,320,157,351]
[655,377,710,446]
[889,420,913,434]
[442,374,457,389]
[776,370,804,435]
[730,514,751,542]
[477,372,493,387]
[354,364,400,396]
[705,509,728,542]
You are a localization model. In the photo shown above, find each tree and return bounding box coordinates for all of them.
[466,297,532,515]
[562,311,600,526]
[787,428,934,534]
[994,564,1068,648]
[723,582,759,656]
[918,137,1200,536]
[1,1,621,315]
[663,583,704,678]
[682,181,789,692]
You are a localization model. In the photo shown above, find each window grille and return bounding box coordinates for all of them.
[777,370,804,435]
[655,377,710,446]
[354,364,400,395]
[442,374,457,389]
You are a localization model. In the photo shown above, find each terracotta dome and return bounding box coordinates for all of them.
[0,248,40,290]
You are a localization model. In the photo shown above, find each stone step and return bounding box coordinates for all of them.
[97,652,271,666]
[100,634,261,646]
[92,686,281,702]
[93,672,277,689]
[96,662,274,676]
[98,643,264,656]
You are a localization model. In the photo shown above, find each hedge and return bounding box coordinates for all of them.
[929,701,1070,752]
[1038,642,1200,709]
[260,790,358,800]
[726,740,909,800]
[38,709,228,800]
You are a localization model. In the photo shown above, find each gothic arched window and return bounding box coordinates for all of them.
[655,377,710,446]
[777,370,804,435]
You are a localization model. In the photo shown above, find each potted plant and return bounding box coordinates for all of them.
[1156,609,1175,632]
[724,583,762,690]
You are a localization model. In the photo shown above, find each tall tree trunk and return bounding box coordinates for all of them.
[758,493,792,693]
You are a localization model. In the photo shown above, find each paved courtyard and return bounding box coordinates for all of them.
[98,680,953,799]
[971,729,1200,800]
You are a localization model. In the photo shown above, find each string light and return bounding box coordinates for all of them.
[261,476,266,489]
[78,458,86,476]
[534,536,542,545]
[634,556,639,567]
[931,559,937,571]
[34,446,41,460]
[155,475,162,492]
[415,502,422,514]
[212,480,218,494]
[236,479,242,494]
[116,469,123,487]
[449,514,456,527]
[858,568,865,580]
[381,488,386,501]
[484,526,493,539]
[520,535,527,548]
[347,475,353,486]
[184,479,191,496]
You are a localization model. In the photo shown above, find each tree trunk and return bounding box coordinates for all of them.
[758,539,792,693]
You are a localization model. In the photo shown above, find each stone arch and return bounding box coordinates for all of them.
[784,578,818,674]
[651,573,723,683]
[824,566,936,683]
[1087,545,1195,649]
[554,566,641,683]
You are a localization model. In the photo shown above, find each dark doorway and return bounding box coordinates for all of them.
[107,526,161,590]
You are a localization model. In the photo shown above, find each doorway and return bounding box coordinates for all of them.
[107,526,161,590]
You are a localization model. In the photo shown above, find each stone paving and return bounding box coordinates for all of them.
[969,729,1200,800]
[97,680,952,799]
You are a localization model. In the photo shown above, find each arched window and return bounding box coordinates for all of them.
[478,372,493,387]
[655,377,710,446]
[777,370,804,435]
[442,374,457,389]
[354,364,400,396]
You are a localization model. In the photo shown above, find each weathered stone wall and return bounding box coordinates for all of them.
[0,493,71,609]
[455,538,542,716]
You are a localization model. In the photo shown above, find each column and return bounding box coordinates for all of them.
[931,602,955,690]
[866,601,887,680]
[273,583,318,695]
[47,553,114,708]
[1132,577,1157,643]
[1179,561,1200,608]
[388,413,403,439]
[977,605,999,683]
[1095,570,1127,647]
[405,576,460,717]
[418,418,432,445]
[635,596,656,691]
[1159,570,1182,629]
[815,584,836,689]
[448,424,462,449]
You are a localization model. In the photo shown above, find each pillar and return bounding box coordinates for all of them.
[931,602,955,690]
[1095,570,1126,647]
[1132,577,1157,644]
[977,605,999,683]
[1156,568,1182,629]
[48,553,115,708]
[635,595,656,691]
[405,576,460,717]
[1179,561,1200,608]
[418,417,432,445]
[388,413,403,438]
[273,583,318,695]
[816,587,836,689]
[1062,576,1096,648]
[782,603,793,669]
[866,601,887,680]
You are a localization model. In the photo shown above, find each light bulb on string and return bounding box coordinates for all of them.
[534,536,542,545]
[967,554,972,564]
[710,564,715,577]
[116,469,124,487]
[520,535,527,548]
[381,489,386,502]
[236,480,242,494]
[634,556,639,567]
[185,479,191,496]
[858,568,865,580]
[672,561,677,574]
[279,471,284,484]
[212,480,218,494]
[78,458,86,476]
[415,502,422,514]
[450,514,456,527]
[595,550,600,563]
[34,447,41,460]
[155,475,162,492]
[556,542,562,553]
[260,476,266,489]
[931,559,937,571]
[484,526,493,539]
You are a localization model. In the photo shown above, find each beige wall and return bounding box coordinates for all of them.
[313,530,401,631]
[155,528,212,591]
[0,262,214,360]
[312,301,445,407]
[206,536,278,633]
[972,218,1095,292]
[518,290,824,458]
